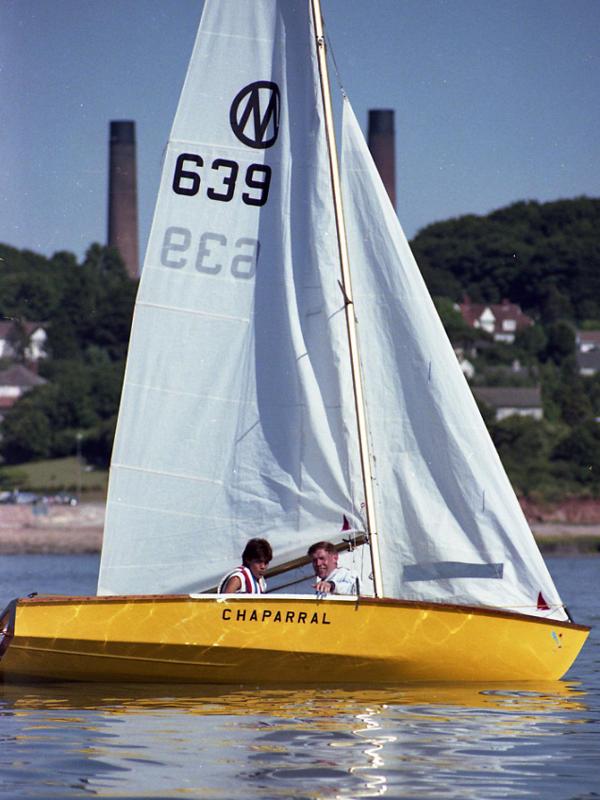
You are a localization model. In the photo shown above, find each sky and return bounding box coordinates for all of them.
[1,0,598,263]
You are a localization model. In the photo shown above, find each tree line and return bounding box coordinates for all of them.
[0,243,136,467]
[0,195,598,498]
[413,197,600,324]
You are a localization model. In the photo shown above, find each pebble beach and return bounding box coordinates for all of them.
[0,503,104,554]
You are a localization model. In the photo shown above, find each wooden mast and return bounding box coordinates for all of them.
[309,0,384,597]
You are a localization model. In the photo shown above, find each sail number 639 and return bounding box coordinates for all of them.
[173,153,271,207]
[160,226,260,280]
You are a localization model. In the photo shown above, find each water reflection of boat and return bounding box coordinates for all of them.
[0,682,589,798]
[0,0,589,684]
[0,681,587,715]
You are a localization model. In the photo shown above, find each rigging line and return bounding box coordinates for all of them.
[325,30,346,96]
[504,605,565,609]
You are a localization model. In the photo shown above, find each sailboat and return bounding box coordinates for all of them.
[0,0,589,684]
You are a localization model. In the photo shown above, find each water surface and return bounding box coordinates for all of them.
[1,555,598,799]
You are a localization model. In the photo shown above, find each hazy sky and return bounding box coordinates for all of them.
[1,0,598,262]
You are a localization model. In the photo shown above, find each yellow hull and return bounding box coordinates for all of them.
[0,594,589,684]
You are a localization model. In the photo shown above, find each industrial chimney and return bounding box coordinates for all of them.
[107,120,139,278]
[367,109,396,210]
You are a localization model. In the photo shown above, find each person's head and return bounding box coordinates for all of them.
[307,541,338,579]
[242,538,273,580]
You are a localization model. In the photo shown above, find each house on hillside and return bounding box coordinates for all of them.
[458,297,533,344]
[576,330,600,376]
[0,320,47,363]
[577,330,600,353]
[0,364,46,419]
[473,386,543,421]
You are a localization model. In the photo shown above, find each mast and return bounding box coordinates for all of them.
[309,0,384,597]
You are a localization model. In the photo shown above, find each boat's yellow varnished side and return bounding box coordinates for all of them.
[0,594,589,684]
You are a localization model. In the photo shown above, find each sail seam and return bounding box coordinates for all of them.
[107,501,232,523]
[199,29,273,44]
[135,300,249,324]
[110,463,224,486]
[124,382,255,406]
[167,137,275,158]
[123,382,333,410]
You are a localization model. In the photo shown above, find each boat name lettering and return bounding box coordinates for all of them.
[161,226,260,279]
[173,153,272,206]
[221,608,331,625]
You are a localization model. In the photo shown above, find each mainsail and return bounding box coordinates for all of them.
[100,0,566,623]
[340,99,567,620]
[98,1,363,596]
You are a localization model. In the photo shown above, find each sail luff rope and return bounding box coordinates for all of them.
[309,0,384,597]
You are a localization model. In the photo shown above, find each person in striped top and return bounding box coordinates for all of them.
[218,538,273,594]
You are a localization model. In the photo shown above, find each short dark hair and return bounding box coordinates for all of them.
[242,538,273,565]
[307,541,336,557]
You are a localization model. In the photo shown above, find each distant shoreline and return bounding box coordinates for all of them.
[531,524,600,555]
[0,503,598,556]
[0,502,104,555]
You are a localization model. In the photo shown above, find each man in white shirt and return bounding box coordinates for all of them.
[308,541,357,595]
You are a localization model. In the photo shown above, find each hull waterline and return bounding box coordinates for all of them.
[0,594,589,684]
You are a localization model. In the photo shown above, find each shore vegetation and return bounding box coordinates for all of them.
[0,197,598,502]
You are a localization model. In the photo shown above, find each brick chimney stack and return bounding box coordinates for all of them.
[367,109,396,210]
[108,120,139,278]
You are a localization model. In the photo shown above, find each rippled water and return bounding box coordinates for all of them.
[1,555,598,799]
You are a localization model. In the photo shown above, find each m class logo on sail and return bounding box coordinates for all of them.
[229,81,280,149]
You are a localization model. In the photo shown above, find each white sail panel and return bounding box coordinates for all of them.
[98,1,361,596]
[340,100,567,620]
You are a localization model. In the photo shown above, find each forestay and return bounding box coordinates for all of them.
[98,1,363,596]
[340,99,567,621]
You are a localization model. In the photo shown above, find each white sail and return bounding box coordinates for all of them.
[99,0,566,622]
[98,1,363,596]
[340,99,567,620]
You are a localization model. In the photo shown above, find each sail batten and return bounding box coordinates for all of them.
[135,301,251,324]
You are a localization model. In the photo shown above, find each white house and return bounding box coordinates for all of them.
[0,321,48,363]
[473,386,543,421]
[576,330,600,376]
[459,298,533,344]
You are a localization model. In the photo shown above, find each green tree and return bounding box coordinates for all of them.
[515,324,547,360]
[410,197,600,324]
[1,404,52,463]
[84,417,118,467]
[433,297,479,346]
[552,422,600,488]
[559,383,593,427]
[491,417,554,494]
[543,321,575,365]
